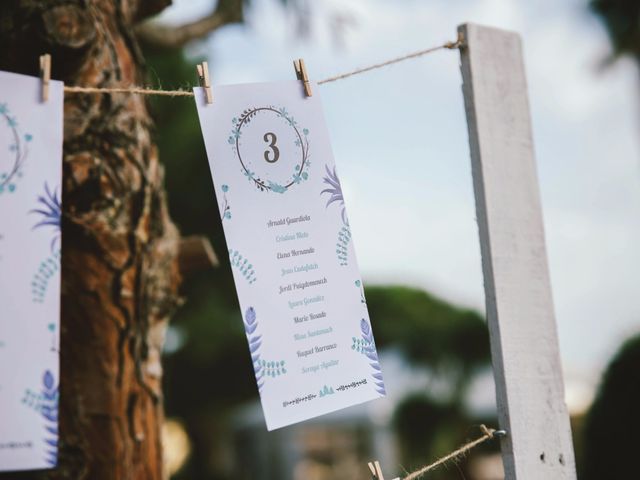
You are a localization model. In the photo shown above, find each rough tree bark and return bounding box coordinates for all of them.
[0,1,181,478]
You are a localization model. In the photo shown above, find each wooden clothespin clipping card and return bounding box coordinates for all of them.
[196,61,213,104]
[368,462,379,479]
[374,460,385,480]
[367,461,386,480]
[39,53,51,102]
[367,460,400,480]
[293,58,312,97]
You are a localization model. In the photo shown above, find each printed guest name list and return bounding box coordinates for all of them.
[195,81,385,430]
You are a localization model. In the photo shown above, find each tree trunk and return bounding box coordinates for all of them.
[0,1,180,478]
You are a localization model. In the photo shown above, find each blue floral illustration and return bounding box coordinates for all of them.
[243,307,286,394]
[351,336,373,353]
[322,165,352,265]
[359,318,386,395]
[291,164,309,185]
[220,184,231,220]
[31,182,61,252]
[0,102,32,195]
[267,181,287,194]
[21,389,44,412]
[228,249,256,284]
[319,385,335,397]
[228,118,242,144]
[41,370,58,466]
[48,322,58,352]
[244,307,264,392]
[321,165,348,225]
[355,279,366,304]
[230,106,310,193]
[31,250,61,303]
[261,359,286,378]
[336,225,352,266]
[22,370,58,467]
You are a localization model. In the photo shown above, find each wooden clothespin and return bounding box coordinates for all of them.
[196,61,213,104]
[367,461,385,480]
[293,58,312,97]
[39,54,51,102]
[368,462,379,479]
[367,460,400,480]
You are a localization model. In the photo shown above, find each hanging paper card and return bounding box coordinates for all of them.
[0,71,63,471]
[195,81,385,430]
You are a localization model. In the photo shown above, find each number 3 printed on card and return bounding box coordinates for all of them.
[263,132,279,163]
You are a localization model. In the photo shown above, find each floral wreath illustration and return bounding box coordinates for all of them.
[229,106,310,193]
[0,102,32,195]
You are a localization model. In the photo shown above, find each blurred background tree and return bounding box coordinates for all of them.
[580,334,640,479]
[591,0,640,65]
[587,2,640,477]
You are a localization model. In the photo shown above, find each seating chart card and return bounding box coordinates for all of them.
[195,81,385,430]
[0,70,63,471]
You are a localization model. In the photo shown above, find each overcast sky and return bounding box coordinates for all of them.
[159,0,640,402]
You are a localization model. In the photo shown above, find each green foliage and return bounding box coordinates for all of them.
[370,287,491,477]
[591,0,640,59]
[581,333,640,480]
[144,48,219,238]
[393,393,498,480]
[394,394,456,460]
[143,48,257,416]
[366,285,489,399]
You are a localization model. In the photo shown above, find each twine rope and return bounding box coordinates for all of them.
[62,36,462,97]
[318,35,462,85]
[62,85,194,97]
[399,425,499,480]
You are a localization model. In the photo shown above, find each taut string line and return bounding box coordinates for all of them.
[61,35,463,97]
[62,85,194,97]
[399,425,504,480]
[317,34,462,85]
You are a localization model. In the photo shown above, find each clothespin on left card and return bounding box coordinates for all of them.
[39,53,51,102]
[293,58,312,97]
[367,460,400,480]
[196,61,213,104]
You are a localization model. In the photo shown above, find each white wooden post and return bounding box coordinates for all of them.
[458,23,577,479]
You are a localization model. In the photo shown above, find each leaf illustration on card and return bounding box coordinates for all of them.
[40,370,58,467]
[22,370,58,467]
[31,250,61,304]
[321,165,348,226]
[31,182,61,252]
[359,318,386,395]
[229,249,256,284]
[322,165,352,265]
[220,184,231,220]
[243,307,286,394]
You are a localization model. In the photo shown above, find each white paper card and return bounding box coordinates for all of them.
[0,71,63,470]
[195,81,385,430]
